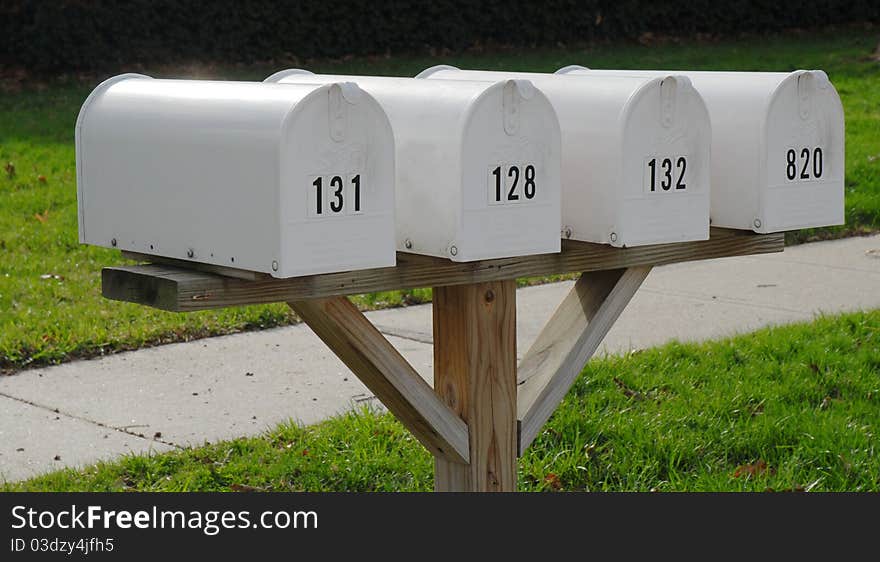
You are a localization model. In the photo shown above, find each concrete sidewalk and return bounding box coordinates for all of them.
[2,234,879,482]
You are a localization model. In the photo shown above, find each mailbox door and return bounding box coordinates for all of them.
[761,71,845,232]
[617,76,711,246]
[278,84,396,277]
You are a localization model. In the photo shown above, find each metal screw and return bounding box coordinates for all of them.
[187,248,194,258]
[610,232,618,243]
[485,289,495,303]
[271,260,278,271]
[449,245,458,257]
[404,239,413,250]
[754,219,762,229]
[563,227,572,239]
[110,238,117,247]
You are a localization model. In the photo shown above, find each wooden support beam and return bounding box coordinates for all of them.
[288,297,469,465]
[433,281,517,492]
[517,266,651,454]
[103,229,783,312]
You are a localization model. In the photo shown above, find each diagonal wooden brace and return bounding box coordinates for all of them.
[516,266,652,454]
[289,297,470,464]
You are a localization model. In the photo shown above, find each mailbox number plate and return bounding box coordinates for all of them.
[488,164,537,205]
[308,174,363,217]
[644,156,688,194]
[785,147,824,182]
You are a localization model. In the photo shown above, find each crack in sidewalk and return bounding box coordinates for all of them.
[0,391,183,450]
[374,325,434,345]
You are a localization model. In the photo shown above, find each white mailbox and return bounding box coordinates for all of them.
[266,70,562,261]
[557,66,845,233]
[417,65,711,247]
[76,74,396,278]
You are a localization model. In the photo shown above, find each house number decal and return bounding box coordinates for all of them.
[489,164,537,204]
[309,174,362,217]
[786,147,823,181]
[646,156,687,193]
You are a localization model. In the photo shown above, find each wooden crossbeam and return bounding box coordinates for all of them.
[102,229,783,312]
[517,267,651,454]
[289,297,470,464]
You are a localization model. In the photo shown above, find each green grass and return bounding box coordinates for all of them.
[8,309,879,492]
[2,27,879,372]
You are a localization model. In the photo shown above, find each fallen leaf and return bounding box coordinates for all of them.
[544,473,562,491]
[613,377,644,400]
[37,174,46,183]
[734,459,775,478]
[34,209,49,223]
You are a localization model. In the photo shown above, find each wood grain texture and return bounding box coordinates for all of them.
[517,267,651,454]
[288,297,469,464]
[103,228,783,312]
[433,281,517,492]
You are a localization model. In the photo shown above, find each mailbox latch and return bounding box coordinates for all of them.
[329,83,348,142]
[660,77,677,128]
[503,80,521,136]
[797,72,813,121]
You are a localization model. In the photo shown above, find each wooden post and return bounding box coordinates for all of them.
[433,280,517,492]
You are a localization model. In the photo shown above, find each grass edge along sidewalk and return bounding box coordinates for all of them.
[6,308,878,492]
[2,27,879,374]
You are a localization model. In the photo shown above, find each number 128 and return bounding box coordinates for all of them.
[490,164,537,203]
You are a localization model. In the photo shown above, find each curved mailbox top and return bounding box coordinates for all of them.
[268,70,562,262]
[76,75,396,278]
[557,66,845,233]
[417,65,711,248]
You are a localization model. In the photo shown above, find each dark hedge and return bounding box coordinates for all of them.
[2,1,878,72]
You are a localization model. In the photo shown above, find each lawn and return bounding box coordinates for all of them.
[1,27,879,373]
[8,308,879,492]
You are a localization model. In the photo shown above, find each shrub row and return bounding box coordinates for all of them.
[2,1,878,72]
